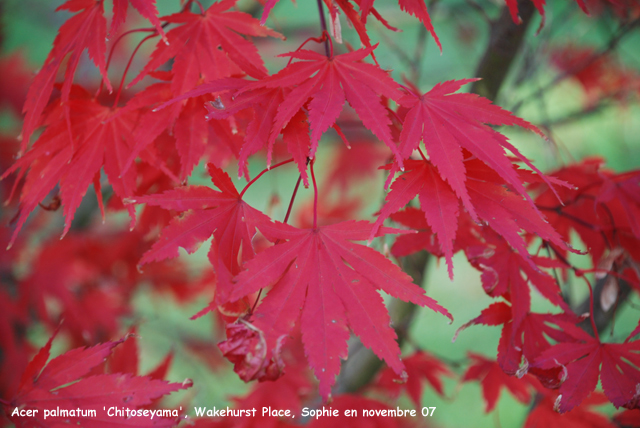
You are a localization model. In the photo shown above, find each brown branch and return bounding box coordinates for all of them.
[576,276,632,337]
[470,0,536,101]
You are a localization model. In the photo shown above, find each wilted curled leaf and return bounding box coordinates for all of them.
[218,319,285,383]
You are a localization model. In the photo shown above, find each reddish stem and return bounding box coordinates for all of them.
[284,174,303,224]
[579,275,601,342]
[193,0,206,14]
[250,173,303,314]
[239,158,294,198]
[250,289,263,314]
[113,34,155,108]
[310,160,319,229]
[417,146,429,163]
[99,27,156,96]
[316,0,331,57]
[287,34,327,66]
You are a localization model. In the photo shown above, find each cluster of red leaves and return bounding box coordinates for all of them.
[2,0,640,426]
[443,158,640,414]
[2,331,191,427]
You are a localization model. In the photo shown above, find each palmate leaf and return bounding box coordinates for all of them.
[371,159,569,279]
[227,220,451,399]
[234,45,405,168]
[4,89,157,248]
[129,0,283,96]
[4,332,190,427]
[20,0,166,154]
[128,164,270,303]
[535,321,640,413]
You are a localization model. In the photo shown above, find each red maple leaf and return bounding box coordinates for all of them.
[110,0,167,39]
[535,320,640,413]
[462,353,536,413]
[454,302,583,382]
[359,0,441,50]
[525,391,617,428]
[3,331,190,427]
[371,159,569,279]
[375,351,452,407]
[3,87,168,248]
[128,163,270,303]
[19,0,166,154]
[226,220,451,399]
[235,45,404,168]
[466,229,571,332]
[129,0,283,95]
[396,79,550,211]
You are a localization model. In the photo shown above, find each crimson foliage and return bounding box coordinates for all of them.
[1,0,640,427]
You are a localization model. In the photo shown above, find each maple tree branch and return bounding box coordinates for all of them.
[470,0,536,101]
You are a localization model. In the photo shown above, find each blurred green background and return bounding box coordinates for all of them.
[1,0,640,426]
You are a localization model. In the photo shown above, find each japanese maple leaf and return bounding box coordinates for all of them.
[597,170,640,240]
[20,0,166,153]
[455,302,582,380]
[525,391,617,428]
[358,0,441,50]
[121,76,246,180]
[375,351,452,406]
[371,159,568,279]
[108,329,174,381]
[129,0,283,96]
[236,45,405,167]
[4,332,190,427]
[466,230,571,333]
[110,0,167,39]
[503,0,623,28]
[3,89,160,248]
[535,320,640,413]
[462,353,535,413]
[396,79,554,217]
[151,77,287,181]
[227,220,451,399]
[389,206,482,259]
[533,159,640,268]
[127,163,270,303]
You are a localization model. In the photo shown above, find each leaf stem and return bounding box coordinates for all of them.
[310,159,319,229]
[193,0,206,14]
[249,173,303,313]
[100,28,156,96]
[239,158,294,198]
[113,34,156,108]
[316,0,331,57]
[284,174,303,224]
[579,275,601,342]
